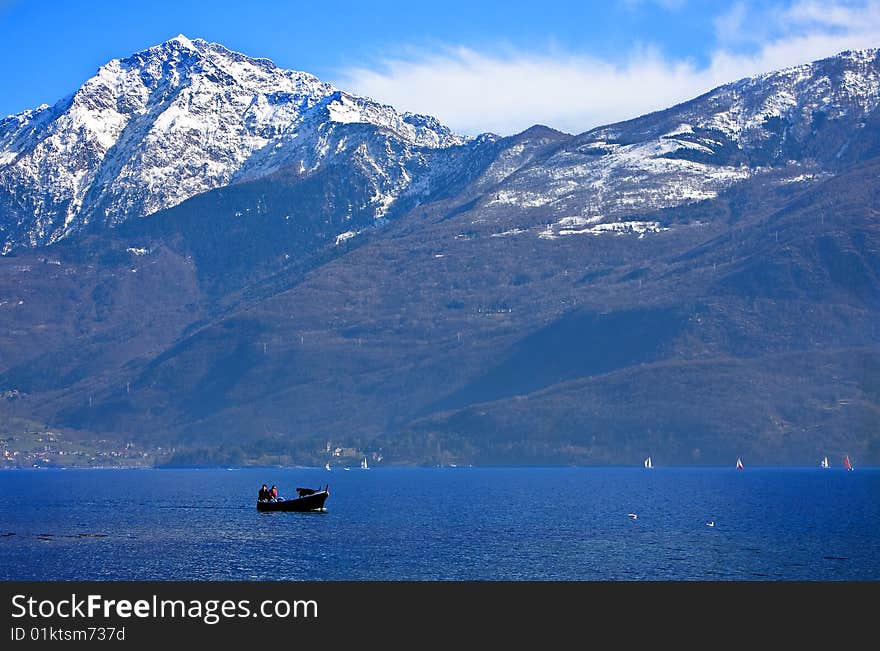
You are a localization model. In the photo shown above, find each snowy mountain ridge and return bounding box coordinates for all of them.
[481,48,880,240]
[2,40,880,253]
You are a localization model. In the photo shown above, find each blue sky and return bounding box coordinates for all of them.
[2,0,879,134]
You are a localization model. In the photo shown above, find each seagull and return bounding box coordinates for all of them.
[706,521,715,527]
[627,513,638,520]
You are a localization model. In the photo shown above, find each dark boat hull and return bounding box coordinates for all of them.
[256,490,329,512]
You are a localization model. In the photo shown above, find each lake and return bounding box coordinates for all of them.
[1,466,878,580]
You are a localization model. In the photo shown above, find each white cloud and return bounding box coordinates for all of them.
[337,45,708,137]
[335,0,880,137]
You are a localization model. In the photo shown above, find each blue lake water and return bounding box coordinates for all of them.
[1,466,878,581]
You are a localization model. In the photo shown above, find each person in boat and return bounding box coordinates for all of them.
[258,484,270,501]
[269,485,279,501]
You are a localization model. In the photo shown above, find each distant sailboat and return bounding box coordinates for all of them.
[820,456,830,469]
[325,462,331,471]
[361,456,369,470]
[736,457,744,470]
[644,456,653,469]
[844,455,853,471]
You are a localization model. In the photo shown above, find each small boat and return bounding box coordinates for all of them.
[644,456,653,469]
[627,513,638,520]
[844,455,854,471]
[257,485,329,512]
[736,457,744,470]
[325,462,331,471]
[361,456,369,470]
[706,521,715,527]
[820,456,830,469]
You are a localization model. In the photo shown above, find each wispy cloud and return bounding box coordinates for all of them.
[336,0,880,136]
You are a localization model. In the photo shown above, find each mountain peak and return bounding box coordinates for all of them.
[0,36,465,250]
[514,124,572,140]
[166,33,197,49]
[137,33,209,60]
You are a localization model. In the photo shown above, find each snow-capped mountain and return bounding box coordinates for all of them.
[3,41,880,254]
[1,45,879,465]
[0,35,464,251]
[476,49,880,239]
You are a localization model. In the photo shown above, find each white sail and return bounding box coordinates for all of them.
[644,457,653,469]
[820,456,829,469]
[361,456,369,469]
[736,457,743,470]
